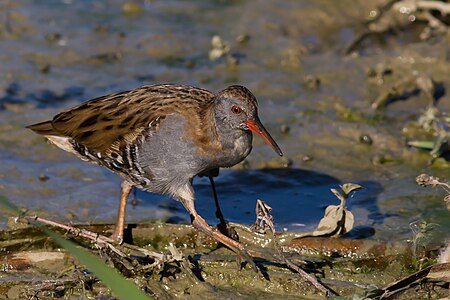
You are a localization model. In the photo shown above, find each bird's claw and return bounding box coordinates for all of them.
[110,231,124,244]
[236,247,258,272]
[217,222,239,241]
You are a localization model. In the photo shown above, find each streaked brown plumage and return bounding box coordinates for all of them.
[28,83,282,270]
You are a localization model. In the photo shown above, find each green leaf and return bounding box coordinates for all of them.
[408,140,435,150]
[0,194,21,215]
[340,183,363,196]
[0,195,153,300]
[41,228,152,300]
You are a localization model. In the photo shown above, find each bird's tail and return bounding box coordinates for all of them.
[26,120,60,136]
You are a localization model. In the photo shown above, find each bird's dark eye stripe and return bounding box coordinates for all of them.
[231,105,242,114]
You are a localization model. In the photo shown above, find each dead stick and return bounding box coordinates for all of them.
[24,215,169,261]
[274,238,336,296]
[279,249,335,296]
[26,215,103,240]
[249,200,336,296]
[416,1,450,14]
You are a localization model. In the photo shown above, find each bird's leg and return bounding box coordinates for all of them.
[178,186,257,272]
[208,176,238,240]
[131,187,138,207]
[208,176,226,226]
[190,209,257,272]
[111,181,133,242]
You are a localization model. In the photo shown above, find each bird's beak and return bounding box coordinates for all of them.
[245,119,283,156]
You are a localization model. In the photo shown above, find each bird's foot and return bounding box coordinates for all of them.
[235,246,258,272]
[192,218,258,272]
[110,230,124,243]
[217,222,239,241]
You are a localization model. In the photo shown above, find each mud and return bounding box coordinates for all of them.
[1,0,450,298]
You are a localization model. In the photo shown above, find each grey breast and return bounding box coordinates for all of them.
[134,114,207,195]
[215,130,253,168]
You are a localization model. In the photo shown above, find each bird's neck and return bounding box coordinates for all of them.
[212,109,253,166]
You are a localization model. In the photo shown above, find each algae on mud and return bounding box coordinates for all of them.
[0,219,448,299]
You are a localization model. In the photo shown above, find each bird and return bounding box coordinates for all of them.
[27,83,283,269]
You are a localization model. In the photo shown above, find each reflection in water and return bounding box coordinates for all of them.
[137,168,383,232]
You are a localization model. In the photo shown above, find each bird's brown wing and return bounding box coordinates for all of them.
[29,84,216,155]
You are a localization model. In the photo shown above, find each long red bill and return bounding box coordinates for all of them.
[246,119,283,156]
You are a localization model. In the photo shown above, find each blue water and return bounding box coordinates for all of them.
[1,0,449,243]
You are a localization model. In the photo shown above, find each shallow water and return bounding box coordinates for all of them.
[1,0,449,244]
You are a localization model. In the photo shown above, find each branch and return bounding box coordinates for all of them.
[24,215,173,264]
[416,1,450,14]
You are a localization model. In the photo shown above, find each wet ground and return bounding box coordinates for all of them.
[1,0,450,298]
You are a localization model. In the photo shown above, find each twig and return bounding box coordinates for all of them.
[416,1,450,14]
[274,240,335,296]
[167,244,201,285]
[367,264,436,299]
[251,200,337,296]
[416,174,450,194]
[416,173,450,211]
[24,215,173,263]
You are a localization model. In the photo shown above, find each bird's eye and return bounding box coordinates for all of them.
[231,105,242,114]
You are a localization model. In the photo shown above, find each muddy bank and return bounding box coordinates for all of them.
[1,0,449,239]
[1,222,448,299]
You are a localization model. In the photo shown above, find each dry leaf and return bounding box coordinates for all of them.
[251,199,274,234]
[312,204,354,237]
[309,183,359,237]
[340,183,363,196]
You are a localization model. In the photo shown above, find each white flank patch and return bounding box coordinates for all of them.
[45,135,79,155]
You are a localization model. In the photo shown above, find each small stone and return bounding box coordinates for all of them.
[90,52,122,64]
[209,35,230,61]
[302,155,313,162]
[45,32,62,43]
[236,33,250,43]
[366,68,377,78]
[260,157,292,169]
[39,64,51,74]
[94,25,109,34]
[303,75,321,90]
[122,2,143,15]
[359,134,373,145]
[38,174,49,181]
[226,55,239,67]
[372,154,386,165]
[280,124,290,134]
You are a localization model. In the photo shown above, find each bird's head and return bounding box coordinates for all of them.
[215,85,283,156]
